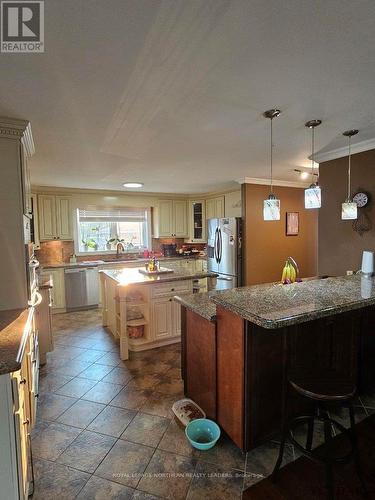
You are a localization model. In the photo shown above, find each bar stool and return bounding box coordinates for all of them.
[271,377,368,499]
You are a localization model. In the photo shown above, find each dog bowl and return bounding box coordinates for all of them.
[185,418,221,450]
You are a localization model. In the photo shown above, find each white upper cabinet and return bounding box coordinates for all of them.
[38,194,73,241]
[206,195,225,219]
[154,200,188,238]
[173,200,188,237]
[55,196,72,240]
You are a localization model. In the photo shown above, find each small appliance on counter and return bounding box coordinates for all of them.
[361,251,374,277]
[161,243,177,257]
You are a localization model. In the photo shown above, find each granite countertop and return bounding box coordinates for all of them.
[211,275,375,329]
[0,308,31,375]
[101,267,217,286]
[41,255,205,270]
[173,291,218,321]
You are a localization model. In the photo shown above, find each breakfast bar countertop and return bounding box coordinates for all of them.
[101,267,217,286]
[211,274,375,329]
[173,291,218,321]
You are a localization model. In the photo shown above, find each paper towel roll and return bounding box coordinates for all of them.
[361,251,374,275]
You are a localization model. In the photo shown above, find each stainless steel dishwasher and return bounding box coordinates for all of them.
[64,267,99,310]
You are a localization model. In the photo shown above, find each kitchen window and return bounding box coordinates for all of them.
[76,207,151,253]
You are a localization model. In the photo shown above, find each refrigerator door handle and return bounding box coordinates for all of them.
[214,228,219,263]
[218,228,222,264]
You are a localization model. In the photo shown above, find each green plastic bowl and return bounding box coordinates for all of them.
[185,418,221,450]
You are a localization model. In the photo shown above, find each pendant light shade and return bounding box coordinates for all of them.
[263,109,281,221]
[304,120,322,209]
[341,129,358,220]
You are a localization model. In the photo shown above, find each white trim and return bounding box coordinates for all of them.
[237,177,309,188]
[313,138,375,163]
[0,117,35,156]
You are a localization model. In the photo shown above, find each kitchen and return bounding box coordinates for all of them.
[1,2,375,499]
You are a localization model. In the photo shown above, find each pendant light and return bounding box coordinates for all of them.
[263,109,281,221]
[304,120,322,209]
[341,129,358,220]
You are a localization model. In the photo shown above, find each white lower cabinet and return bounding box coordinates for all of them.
[0,308,39,500]
[40,269,65,311]
[171,300,182,337]
[151,297,173,340]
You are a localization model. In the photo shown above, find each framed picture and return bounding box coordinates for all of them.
[286,212,299,236]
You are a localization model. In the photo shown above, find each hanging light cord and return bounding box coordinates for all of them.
[347,135,352,201]
[270,118,273,194]
[311,126,315,185]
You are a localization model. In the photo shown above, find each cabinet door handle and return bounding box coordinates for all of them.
[20,378,27,385]
[23,419,30,426]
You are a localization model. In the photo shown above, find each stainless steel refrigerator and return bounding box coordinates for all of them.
[207,217,242,290]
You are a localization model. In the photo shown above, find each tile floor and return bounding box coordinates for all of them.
[32,309,375,499]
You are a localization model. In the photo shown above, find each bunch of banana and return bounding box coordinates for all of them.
[281,260,297,284]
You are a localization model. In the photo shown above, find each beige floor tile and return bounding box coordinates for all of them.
[33,458,90,500]
[79,363,114,381]
[101,366,134,385]
[31,422,81,460]
[132,491,161,500]
[55,359,94,377]
[126,373,161,391]
[137,449,196,500]
[81,380,124,404]
[76,475,134,499]
[198,434,246,471]
[110,387,152,410]
[87,405,136,438]
[57,430,116,473]
[154,375,184,397]
[139,391,175,419]
[75,349,107,363]
[55,377,97,398]
[121,412,169,447]
[38,393,77,421]
[95,439,154,488]
[158,419,199,458]
[57,399,106,428]
[95,351,123,366]
[186,461,243,500]
[38,373,73,393]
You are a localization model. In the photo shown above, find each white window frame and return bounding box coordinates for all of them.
[74,206,152,256]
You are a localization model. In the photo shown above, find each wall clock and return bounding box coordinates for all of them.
[353,192,369,208]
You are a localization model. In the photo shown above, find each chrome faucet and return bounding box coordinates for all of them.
[116,242,125,259]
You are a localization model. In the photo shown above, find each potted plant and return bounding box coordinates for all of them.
[86,238,98,251]
[82,239,89,252]
[106,238,116,250]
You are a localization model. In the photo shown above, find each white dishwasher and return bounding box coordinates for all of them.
[64,267,99,310]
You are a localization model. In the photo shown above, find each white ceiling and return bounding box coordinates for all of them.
[1,0,375,194]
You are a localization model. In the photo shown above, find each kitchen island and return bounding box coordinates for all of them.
[100,267,217,360]
[176,275,375,451]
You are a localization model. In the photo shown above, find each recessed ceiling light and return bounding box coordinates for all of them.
[123,182,144,188]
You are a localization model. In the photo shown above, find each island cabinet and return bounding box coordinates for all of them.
[181,308,217,419]
[213,304,375,452]
[100,267,214,360]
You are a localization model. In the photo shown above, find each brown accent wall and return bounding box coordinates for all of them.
[242,184,318,285]
[318,149,375,276]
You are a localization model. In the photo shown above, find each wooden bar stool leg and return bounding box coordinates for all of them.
[306,403,316,451]
[271,385,289,481]
[349,404,368,498]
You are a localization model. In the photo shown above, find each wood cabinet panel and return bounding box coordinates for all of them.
[158,200,174,237]
[216,306,245,449]
[152,298,172,340]
[173,200,188,237]
[38,195,56,240]
[206,196,224,219]
[55,196,72,240]
[185,310,216,419]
